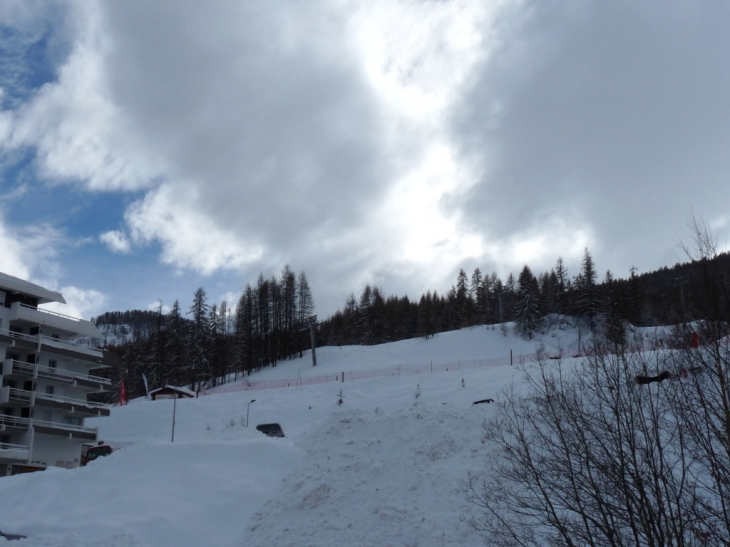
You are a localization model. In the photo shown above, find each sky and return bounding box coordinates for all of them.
[1,0,730,320]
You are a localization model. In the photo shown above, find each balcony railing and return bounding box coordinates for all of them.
[32,419,97,435]
[40,335,103,357]
[19,303,84,323]
[0,442,29,451]
[2,359,35,378]
[0,328,39,344]
[0,387,33,405]
[36,364,111,386]
[0,415,29,430]
[34,391,108,409]
[11,302,102,340]
[10,360,35,376]
[0,442,30,460]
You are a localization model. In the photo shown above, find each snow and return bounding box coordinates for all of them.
[0,322,604,546]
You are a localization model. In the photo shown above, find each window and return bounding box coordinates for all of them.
[45,386,55,395]
[48,360,57,369]
[64,416,82,426]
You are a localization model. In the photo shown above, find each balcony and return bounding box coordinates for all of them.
[32,419,97,441]
[1,359,35,379]
[0,328,40,351]
[39,336,108,365]
[10,302,102,338]
[0,386,32,407]
[0,328,114,368]
[36,364,112,391]
[0,414,29,432]
[0,442,30,462]
[34,392,110,417]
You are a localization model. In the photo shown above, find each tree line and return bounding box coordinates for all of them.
[319,249,643,346]
[96,241,730,401]
[95,266,314,401]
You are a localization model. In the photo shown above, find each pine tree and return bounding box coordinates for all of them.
[503,273,516,322]
[455,269,472,327]
[297,272,314,324]
[577,248,599,329]
[235,286,255,375]
[165,300,186,386]
[516,265,541,338]
[187,287,211,391]
[145,300,167,389]
[604,270,625,346]
[555,256,568,314]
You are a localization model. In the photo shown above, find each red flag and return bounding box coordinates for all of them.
[120,379,127,406]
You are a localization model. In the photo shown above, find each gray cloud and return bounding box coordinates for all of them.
[7,0,730,317]
[103,0,390,250]
[452,0,730,276]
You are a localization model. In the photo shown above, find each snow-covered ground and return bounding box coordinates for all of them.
[0,322,644,546]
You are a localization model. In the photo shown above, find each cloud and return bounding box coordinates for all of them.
[6,0,729,318]
[0,212,61,280]
[43,285,107,320]
[451,0,730,275]
[0,213,107,320]
[125,182,263,274]
[99,229,131,253]
[0,0,503,311]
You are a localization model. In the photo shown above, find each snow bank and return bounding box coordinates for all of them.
[0,323,584,547]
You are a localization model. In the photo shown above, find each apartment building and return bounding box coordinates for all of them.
[0,272,118,476]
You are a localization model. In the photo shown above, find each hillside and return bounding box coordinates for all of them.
[0,321,659,547]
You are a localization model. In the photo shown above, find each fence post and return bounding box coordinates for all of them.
[510,349,513,366]
[342,372,344,383]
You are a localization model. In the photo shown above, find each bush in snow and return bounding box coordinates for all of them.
[467,323,730,547]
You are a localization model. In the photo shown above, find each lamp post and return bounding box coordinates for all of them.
[246,399,256,427]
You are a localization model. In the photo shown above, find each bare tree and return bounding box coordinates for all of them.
[467,338,713,546]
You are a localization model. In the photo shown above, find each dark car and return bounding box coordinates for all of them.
[81,443,114,466]
[0,529,27,540]
[256,423,285,438]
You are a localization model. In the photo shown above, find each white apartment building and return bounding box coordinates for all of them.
[0,272,118,476]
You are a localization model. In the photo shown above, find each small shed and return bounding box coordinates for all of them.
[149,385,196,401]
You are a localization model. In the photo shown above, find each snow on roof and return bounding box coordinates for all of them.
[0,271,66,304]
[149,385,196,397]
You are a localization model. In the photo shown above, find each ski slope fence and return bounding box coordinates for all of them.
[203,353,539,396]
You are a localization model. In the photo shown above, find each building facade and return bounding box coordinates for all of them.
[0,272,118,476]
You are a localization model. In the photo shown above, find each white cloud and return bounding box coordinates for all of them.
[3,2,165,191]
[43,285,107,320]
[125,182,263,275]
[4,0,729,317]
[99,230,131,253]
[0,213,62,280]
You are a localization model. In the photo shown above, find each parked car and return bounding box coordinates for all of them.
[255,423,285,438]
[0,529,27,540]
[81,442,114,466]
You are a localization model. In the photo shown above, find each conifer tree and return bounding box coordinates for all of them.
[604,270,625,345]
[577,248,599,329]
[145,300,167,389]
[516,265,541,338]
[165,300,186,386]
[187,287,211,391]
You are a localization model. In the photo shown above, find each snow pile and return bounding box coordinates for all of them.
[0,321,602,547]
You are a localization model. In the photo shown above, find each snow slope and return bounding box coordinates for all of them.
[0,322,593,547]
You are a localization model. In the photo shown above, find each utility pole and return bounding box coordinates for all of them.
[298,315,319,367]
[308,315,318,367]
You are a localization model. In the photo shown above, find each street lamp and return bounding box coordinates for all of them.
[246,399,256,427]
